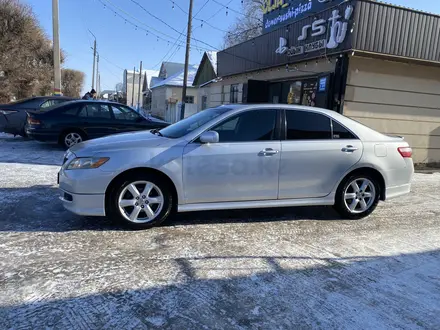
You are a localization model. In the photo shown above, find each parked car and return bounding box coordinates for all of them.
[25,100,169,148]
[58,104,414,229]
[0,96,74,136]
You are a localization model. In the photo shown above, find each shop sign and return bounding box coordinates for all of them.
[275,6,353,57]
[263,0,340,33]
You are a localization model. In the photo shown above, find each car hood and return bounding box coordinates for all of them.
[70,130,177,155]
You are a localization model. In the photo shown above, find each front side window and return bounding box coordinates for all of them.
[211,109,276,142]
[111,105,141,121]
[285,110,331,140]
[230,84,239,103]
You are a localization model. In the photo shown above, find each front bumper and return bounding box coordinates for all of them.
[59,189,106,216]
[58,155,115,217]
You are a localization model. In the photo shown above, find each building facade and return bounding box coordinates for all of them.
[123,69,159,109]
[150,65,199,123]
[207,0,440,164]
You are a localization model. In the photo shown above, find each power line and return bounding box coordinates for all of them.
[166,0,187,14]
[211,0,263,23]
[129,0,224,46]
[100,54,125,71]
[99,0,182,41]
[96,0,213,52]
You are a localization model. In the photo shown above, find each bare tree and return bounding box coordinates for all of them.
[223,0,264,49]
[0,0,64,102]
[61,69,85,98]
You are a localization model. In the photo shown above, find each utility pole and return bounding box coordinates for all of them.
[137,61,143,110]
[89,30,97,90]
[96,73,101,99]
[131,66,136,106]
[52,0,62,96]
[96,53,100,98]
[180,0,194,120]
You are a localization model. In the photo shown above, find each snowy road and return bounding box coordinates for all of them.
[1,134,440,329]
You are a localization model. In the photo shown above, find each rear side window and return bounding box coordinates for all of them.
[79,104,112,119]
[332,120,357,139]
[285,110,331,140]
[40,100,57,108]
[62,106,80,116]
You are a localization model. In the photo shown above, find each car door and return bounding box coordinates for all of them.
[78,103,117,139]
[110,104,153,133]
[278,109,363,199]
[182,108,281,204]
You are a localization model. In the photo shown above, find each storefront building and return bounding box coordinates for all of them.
[211,0,440,164]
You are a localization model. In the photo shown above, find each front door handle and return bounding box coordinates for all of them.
[342,145,358,153]
[258,148,279,156]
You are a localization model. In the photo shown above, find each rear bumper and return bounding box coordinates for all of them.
[59,189,106,216]
[385,183,411,200]
[25,128,59,142]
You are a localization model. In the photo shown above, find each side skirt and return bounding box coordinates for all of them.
[178,197,335,213]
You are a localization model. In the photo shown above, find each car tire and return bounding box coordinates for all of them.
[107,172,174,230]
[60,130,86,149]
[334,173,380,220]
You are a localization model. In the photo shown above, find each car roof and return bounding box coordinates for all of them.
[32,96,75,100]
[220,103,335,115]
[62,99,122,105]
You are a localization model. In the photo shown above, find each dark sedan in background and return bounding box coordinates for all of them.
[0,96,74,136]
[25,100,169,148]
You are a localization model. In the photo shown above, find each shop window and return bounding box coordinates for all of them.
[332,120,357,139]
[211,109,276,142]
[230,84,239,103]
[287,81,302,104]
[185,96,194,104]
[285,110,331,140]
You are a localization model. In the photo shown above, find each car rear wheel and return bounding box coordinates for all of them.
[107,173,174,229]
[334,174,380,219]
[60,130,85,149]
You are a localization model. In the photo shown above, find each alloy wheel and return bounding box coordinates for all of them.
[64,132,82,147]
[118,181,164,223]
[343,178,376,214]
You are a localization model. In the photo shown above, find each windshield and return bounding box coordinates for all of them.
[159,106,231,138]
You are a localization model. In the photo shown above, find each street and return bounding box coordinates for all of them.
[0,133,439,329]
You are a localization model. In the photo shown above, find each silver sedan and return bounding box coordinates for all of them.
[58,104,414,229]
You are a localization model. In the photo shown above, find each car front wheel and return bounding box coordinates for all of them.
[107,173,174,229]
[334,174,380,219]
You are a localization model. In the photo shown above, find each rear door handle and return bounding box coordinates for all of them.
[342,145,358,153]
[258,148,279,156]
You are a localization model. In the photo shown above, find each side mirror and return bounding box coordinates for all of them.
[199,131,219,144]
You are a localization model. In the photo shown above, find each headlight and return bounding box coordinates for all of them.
[66,157,109,170]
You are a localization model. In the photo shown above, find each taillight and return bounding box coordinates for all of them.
[398,147,412,158]
[27,117,41,125]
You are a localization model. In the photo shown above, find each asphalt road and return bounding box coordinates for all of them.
[1,134,440,329]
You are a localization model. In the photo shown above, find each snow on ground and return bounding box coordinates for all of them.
[0,135,440,329]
